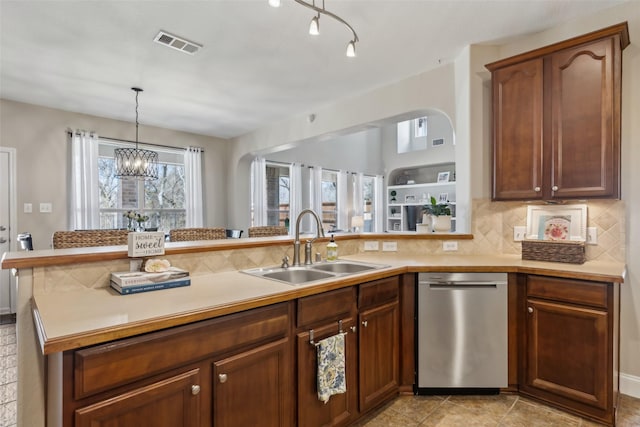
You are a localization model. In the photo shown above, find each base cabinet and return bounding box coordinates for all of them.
[75,369,202,427]
[358,278,400,413]
[520,274,619,426]
[213,339,292,427]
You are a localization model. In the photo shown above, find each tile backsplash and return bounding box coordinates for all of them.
[34,198,625,293]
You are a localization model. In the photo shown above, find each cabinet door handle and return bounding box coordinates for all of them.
[534,186,541,192]
[218,373,228,383]
[191,384,201,395]
[362,320,368,328]
[552,185,558,191]
[528,307,533,313]
[350,326,357,333]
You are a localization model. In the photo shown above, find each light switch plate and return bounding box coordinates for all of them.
[587,227,598,245]
[443,241,458,251]
[382,241,397,252]
[40,202,52,213]
[364,241,379,251]
[514,226,526,241]
[24,203,32,213]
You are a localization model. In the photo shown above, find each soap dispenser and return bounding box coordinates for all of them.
[326,234,338,262]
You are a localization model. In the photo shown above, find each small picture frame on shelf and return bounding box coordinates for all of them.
[437,171,450,183]
[405,195,416,203]
[438,193,448,203]
[393,223,400,231]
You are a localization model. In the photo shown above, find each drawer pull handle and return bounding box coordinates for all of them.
[218,373,228,383]
[534,186,541,192]
[362,320,368,328]
[552,185,559,191]
[528,307,533,313]
[191,385,201,395]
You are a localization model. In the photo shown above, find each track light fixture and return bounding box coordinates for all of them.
[269,0,359,57]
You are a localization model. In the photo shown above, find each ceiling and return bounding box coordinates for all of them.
[0,0,628,139]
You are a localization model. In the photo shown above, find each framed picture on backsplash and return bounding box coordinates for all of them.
[526,204,587,241]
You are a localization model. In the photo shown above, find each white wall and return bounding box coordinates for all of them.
[0,99,230,249]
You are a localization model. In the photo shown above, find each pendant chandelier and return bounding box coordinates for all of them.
[114,87,158,180]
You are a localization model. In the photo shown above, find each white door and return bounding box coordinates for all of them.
[0,149,17,314]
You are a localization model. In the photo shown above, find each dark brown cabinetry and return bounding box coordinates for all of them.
[296,288,359,427]
[487,23,629,201]
[520,275,620,426]
[62,302,293,427]
[358,277,400,413]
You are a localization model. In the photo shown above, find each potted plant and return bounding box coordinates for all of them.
[423,196,452,232]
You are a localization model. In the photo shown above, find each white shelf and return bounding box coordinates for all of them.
[388,181,455,190]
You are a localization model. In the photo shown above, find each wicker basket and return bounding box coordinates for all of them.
[521,239,586,264]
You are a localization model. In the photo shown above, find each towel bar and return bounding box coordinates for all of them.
[309,319,345,345]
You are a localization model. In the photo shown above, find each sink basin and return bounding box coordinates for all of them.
[242,260,388,286]
[262,268,334,284]
[311,262,377,274]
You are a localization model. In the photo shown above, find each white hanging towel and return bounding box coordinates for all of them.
[316,332,347,403]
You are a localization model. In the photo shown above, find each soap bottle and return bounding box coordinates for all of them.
[326,234,338,262]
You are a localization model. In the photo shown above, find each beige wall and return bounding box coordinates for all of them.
[226,2,640,392]
[0,99,230,249]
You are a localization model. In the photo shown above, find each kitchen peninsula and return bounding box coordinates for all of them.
[1,232,626,427]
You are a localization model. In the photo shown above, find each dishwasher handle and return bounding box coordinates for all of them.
[424,282,499,290]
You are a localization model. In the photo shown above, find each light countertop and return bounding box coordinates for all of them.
[32,253,625,355]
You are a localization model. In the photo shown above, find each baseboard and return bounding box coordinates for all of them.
[620,372,640,398]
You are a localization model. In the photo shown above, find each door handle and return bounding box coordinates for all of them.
[218,373,228,383]
[361,320,368,328]
[528,307,533,313]
[191,384,201,395]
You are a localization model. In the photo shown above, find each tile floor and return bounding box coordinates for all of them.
[0,322,17,427]
[0,318,639,427]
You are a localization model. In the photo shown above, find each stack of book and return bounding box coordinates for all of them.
[110,268,190,295]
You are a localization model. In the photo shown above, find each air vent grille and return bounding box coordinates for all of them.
[153,30,202,55]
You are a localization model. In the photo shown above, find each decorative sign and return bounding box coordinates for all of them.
[128,232,165,257]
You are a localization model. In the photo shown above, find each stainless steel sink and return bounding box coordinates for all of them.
[241,261,388,286]
[262,268,334,284]
[311,261,377,274]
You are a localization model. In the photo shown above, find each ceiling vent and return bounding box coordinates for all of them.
[153,30,202,55]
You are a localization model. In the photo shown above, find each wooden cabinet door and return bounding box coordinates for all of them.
[296,319,358,427]
[213,338,292,427]
[549,37,620,199]
[75,369,202,427]
[358,301,399,413]
[524,299,609,410]
[492,58,544,200]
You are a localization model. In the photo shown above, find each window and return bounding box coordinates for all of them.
[98,140,186,231]
[397,117,428,153]
[362,175,375,232]
[321,170,338,230]
[265,163,291,227]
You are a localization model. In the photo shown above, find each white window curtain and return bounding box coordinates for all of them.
[373,175,384,232]
[308,166,323,234]
[184,147,204,227]
[352,172,364,217]
[289,163,303,235]
[251,157,267,226]
[337,170,349,231]
[69,130,100,230]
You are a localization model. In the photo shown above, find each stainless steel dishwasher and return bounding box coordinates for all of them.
[416,272,508,394]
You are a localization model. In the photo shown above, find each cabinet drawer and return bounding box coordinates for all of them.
[527,275,608,309]
[358,276,399,309]
[297,287,356,328]
[74,302,290,399]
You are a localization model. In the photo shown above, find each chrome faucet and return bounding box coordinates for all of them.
[293,209,325,266]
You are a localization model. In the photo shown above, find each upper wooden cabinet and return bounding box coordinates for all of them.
[486,23,629,201]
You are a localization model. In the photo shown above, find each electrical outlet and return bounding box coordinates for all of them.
[363,241,379,251]
[24,203,32,213]
[382,241,397,252]
[587,227,598,245]
[39,202,52,213]
[513,226,526,241]
[443,241,458,251]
